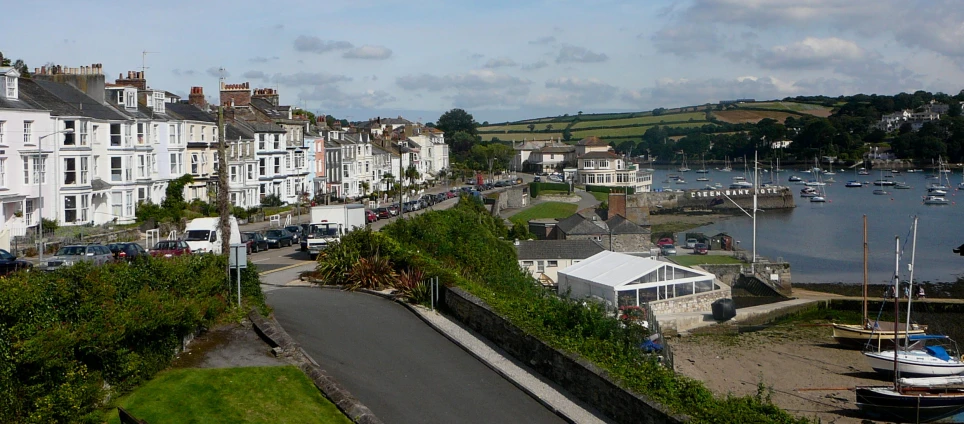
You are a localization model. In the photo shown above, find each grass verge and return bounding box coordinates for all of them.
[509,202,577,226]
[104,366,351,424]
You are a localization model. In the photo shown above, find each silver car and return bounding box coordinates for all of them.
[42,244,114,271]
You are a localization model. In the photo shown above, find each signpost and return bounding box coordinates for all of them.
[229,243,248,307]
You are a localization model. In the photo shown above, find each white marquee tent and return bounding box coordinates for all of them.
[557,251,719,308]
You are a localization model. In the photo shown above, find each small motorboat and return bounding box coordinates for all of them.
[923,195,949,205]
[788,175,802,182]
[894,182,912,189]
[845,180,863,188]
[873,189,889,195]
[810,195,826,203]
[800,187,819,197]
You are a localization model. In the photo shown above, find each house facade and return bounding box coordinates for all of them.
[575,136,652,193]
[515,239,606,287]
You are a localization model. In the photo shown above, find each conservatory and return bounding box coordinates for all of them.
[557,250,721,309]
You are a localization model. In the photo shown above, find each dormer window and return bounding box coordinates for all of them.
[4,69,19,100]
[124,88,136,109]
[153,92,165,113]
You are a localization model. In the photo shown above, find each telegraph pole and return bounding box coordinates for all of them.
[218,104,229,258]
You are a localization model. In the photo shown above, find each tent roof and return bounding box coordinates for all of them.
[560,250,714,288]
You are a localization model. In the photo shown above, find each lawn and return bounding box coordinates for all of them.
[479,132,565,142]
[571,122,709,139]
[590,191,609,202]
[509,201,577,226]
[736,101,832,117]
[104,366,351,424]
[669,254,743,266]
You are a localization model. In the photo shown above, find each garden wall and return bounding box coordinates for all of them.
[442,286,687,424]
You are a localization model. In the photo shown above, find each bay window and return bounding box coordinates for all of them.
[110,157,123,181]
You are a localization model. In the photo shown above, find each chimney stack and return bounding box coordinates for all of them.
[220,81,251,107]
[188,86,207,109]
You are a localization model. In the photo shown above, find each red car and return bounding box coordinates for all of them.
[693,243,709,255]
[365,209,378,223]
[150,240,192,257]
[656,237,675,247]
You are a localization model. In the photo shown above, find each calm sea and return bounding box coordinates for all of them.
[650,166,964,285]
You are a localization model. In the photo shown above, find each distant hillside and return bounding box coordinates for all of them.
[477,101,833,142]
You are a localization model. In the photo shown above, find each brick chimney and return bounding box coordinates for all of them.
[608,190,627,220]
[252,87,280,107]
[115,70,147,90]
[220,81,251,107]
[33,63,107,103]
[188,86,207,109]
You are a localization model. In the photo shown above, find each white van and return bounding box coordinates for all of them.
[183,216,241,255]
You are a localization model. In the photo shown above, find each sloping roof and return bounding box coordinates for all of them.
[578,151,619,159]
[516,239,606,260]
[540,146,574,153]
[225,122,254,140]
[555,213,608,235]
[165,102,216,122]
[249,97,285,118]
[560,250,714,289]
[606,215,649,234]
[576,136,608,147]
[247,122,286,133]
[20,79,127,120]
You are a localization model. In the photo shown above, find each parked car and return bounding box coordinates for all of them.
[284,225,303,244]
[375,207,392,219]
[693,243,709,255]
[264,229,295,248]
[656,237,675,247]
[660,244,678,256]
[685,238,698,249]
[107,242,150,262]
[0,248,31,276]
[151,240,192,257]
[533,176,542,183]
[364,209,378,223]
[42,244,113,271]
[241,232,269,253]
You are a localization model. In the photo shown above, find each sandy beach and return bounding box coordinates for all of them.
[670,321,901,423]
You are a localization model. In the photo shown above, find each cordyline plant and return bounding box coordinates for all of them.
[346,254,396,291]
[395,267,431,304]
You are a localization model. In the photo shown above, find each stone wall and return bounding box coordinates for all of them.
[649,286,731,315]
[697,264,743,287]
[443,287,687,424]
[639,186,795,212]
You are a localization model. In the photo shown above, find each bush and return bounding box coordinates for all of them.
[232,206,249,220]
[261,194,283,207]
[0,255,265,422]
[40,217,59,233]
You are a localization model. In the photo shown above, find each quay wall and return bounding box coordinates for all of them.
[637,186,795,213]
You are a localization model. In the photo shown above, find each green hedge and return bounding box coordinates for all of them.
[585,185,635,195]
[0,255,265,423]
[529,182,570,197]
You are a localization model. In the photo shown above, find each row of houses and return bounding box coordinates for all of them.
[874,100,955,132]
[512,136,653,192]
[0,63,448,238]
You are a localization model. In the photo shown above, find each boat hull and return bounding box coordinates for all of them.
[865,350,964,377]
[832,324,926,350]
[856,386,964,423]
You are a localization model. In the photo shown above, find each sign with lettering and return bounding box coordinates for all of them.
[688,187,783,198]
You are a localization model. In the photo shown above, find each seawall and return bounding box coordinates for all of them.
[638,186,795,212]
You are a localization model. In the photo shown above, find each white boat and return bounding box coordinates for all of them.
[696,176,709,181]
[845,180,863,188]
[804,180,825,186]
[810,195,826,203]
[900,375,964,387]
[677,153,690,172]
[720,156,732,172]
[800,187,819,197]
[730,181,753,189]
[858,168,870,175]
[873,189,889,195]
[865,335,964,376]
[894,182,912,189]
[927,188,947,196]
[923,195,949,205]
[788,175,802,182]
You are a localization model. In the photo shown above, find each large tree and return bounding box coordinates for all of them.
[436,108,479,154]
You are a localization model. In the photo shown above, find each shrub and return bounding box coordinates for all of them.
[261,194,283,207]
[0,255,265,422]
[232,206,249,220]
[40,217,59,233]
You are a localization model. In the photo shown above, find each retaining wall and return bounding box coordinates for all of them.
[442,286,688,424]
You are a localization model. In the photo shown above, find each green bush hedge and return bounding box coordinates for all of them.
[0,255,265,423]
[585,185,635,195]
[529,182,570,197]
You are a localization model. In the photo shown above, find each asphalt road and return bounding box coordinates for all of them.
[267,287,565,424]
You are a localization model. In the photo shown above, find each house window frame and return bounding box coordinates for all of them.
[110,123,122,146]
[110,156,123,182]
[64,195,78,223]
[23,121,32,144]
[63,157,78,185]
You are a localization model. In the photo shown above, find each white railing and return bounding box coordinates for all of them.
[269,214,281,227]
[284,214,292,227]
[145,229,159,249]
[167,230,178,241]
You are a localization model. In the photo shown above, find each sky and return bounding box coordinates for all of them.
[5,0,964,124]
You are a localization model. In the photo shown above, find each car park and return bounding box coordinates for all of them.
[656,237,675,247]
[150,240,191,257]
[364,209,378,223]
[0,249,31,276]
[685,238,698,249]
[42,244,113,271]
[660,244,678,256]
[107,242,149,262]
[693,243,709,255]
[241,232,269,253]
[264,229,295,248]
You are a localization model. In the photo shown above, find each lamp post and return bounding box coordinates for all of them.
[36,128,74,264]
[397,141,404,219]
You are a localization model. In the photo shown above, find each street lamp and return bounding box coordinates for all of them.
[37,128,74,264]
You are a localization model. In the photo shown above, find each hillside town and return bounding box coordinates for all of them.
[0,63,450,237]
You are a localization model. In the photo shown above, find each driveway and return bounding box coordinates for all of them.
[267,287,564,424]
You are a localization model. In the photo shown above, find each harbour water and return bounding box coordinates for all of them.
[650,166,964,285]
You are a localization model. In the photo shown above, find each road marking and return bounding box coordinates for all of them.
[259,261,315,276]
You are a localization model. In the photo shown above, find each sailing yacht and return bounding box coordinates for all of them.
[695,154,709,174]
[677,152,690,172]
[720,157,732,172]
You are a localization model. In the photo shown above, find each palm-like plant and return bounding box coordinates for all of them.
[405,165,421,190]
[346,254,396,291]
[393,267,430,304]
[360,181,371,197]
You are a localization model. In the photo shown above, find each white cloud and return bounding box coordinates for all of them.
[644,76,793,107]
[555,45,608,64]
[248,56,279,63]
[172,69,196,76]
[521,60,549,71]
[650,24,724,56]
[206,67,227,78]
[542,77,620,106]
[757,37,866,69]
[299,85,396,109]
[482,57,518,69]
[396,70,531,109]
[242,70,268,80]
[343,45,393,60]
[529,36,556,45]
[293,36,353,54]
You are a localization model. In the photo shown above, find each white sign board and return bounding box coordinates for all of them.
[229,243,248,268]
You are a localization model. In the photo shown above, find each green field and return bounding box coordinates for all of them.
[480,132,565,142]
[736,101,832,115]
[508,201,577,226]
[105,366,351,424]
[669,255,743,266]
[570,112,706,129]
[571,122,709,139]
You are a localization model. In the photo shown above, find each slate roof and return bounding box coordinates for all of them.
[250,98,286,119]
[540,146,574,153]
[555,213,608,235]
[576,136,608,147]
[19,79,127,120]
[165,102,216,123]
[0,71,45,111]
[515,239,606,260]
[605,215,649,234]
[225,122,254,140]
[247,122,286,133]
